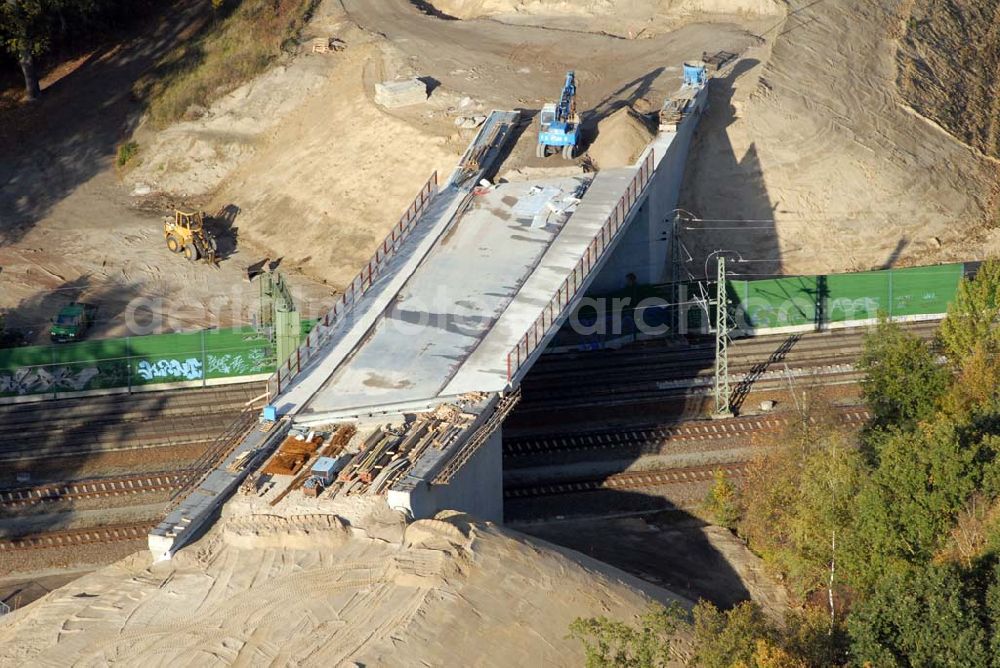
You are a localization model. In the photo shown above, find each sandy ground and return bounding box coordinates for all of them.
[0,512,695,666]
[678,0,1000,279]
[127,0,767,290]
[0,567,96,613]
[0,1,336,342]
[4,0,998,337]
[0,0,767,340]
[430,0,784,37]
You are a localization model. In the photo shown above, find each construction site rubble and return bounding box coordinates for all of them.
[331,405,478,497]
[374,78,428,108]
[454,115,487,129]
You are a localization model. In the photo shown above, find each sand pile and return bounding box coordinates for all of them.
[897,0,1000,158]
[0,512,691,665]
[588,106,656,170]
[431,0,782,26]
[432,0,613,20]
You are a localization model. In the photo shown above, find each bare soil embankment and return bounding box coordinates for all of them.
[428,0,783,36]
[0,513,695,666]
[679,0,1000,277]
[897,0,1000,160]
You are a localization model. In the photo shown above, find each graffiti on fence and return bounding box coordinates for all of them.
[0,366,100,395]
[206,349,268,376]
[135,358,203,382]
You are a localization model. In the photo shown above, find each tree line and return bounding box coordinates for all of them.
[1,0,157,100]
[572,260,1000,666]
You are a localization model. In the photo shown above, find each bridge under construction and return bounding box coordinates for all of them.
[148,63,712,561]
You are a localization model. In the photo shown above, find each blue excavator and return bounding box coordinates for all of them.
[536,71,580,159]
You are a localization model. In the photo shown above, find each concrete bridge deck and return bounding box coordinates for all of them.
[294,166,646,423]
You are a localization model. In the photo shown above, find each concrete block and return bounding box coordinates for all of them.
[374,79,428,108]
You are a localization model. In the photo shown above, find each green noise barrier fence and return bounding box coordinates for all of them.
[562,263,968,349]
[726,263,964,332]
[0,327,274,399]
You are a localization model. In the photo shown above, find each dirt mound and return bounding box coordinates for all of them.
[587,106,656,170]
[431,0,782,29]
[0,514,691,665]
[432,0,610,20]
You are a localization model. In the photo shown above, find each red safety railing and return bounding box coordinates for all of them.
[505,150,655,383]
[266,171,438,399]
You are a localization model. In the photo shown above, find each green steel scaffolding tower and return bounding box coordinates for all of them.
[257,271,299,369]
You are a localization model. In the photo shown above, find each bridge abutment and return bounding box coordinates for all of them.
[588,83,707,293]
[387,426,503,523]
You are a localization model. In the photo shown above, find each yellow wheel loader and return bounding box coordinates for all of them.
[163,210,218,265]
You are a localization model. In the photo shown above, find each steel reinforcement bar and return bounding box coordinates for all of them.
[167,409,258,506]
[267,172,439,398]
[432,390,522,485]
[505,151,655,383]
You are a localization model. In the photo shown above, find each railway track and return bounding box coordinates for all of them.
[0,470,193,508]
[504,462,748,499]
[504,407,872,460]
[0,522,155,553]
[522,322,940,395]
[516,365,863,412]
[531,321,940,379]
[0,383,261,462]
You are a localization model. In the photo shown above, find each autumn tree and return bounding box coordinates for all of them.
[704,468,739,529]
[939,259,1000,364]
[857,319,948,430]
[691,601,772,668]
[739,394,865,605]
[940,341,1000,419]
[568,603,686,668]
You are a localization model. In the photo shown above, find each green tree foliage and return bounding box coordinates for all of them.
[847,416,1000,593]
[567,603,686,668]
[571,601,848,668]
[739,397,865,601]
[848,562,993,667]
[857,319,949,430]
[939,259,1000,364]
[0,0,49,99]
[704,468,739,529]
[571,266,1000,666]
[1,0,156,100]
[692,601,771,668]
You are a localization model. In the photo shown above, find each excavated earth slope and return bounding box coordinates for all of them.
[897,0,1000,159]
[0,513,692,666]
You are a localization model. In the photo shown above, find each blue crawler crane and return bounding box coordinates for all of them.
[536,71,580,159]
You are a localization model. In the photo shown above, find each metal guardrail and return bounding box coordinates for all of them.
[505,150,655,382]
[266,172,439,399]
